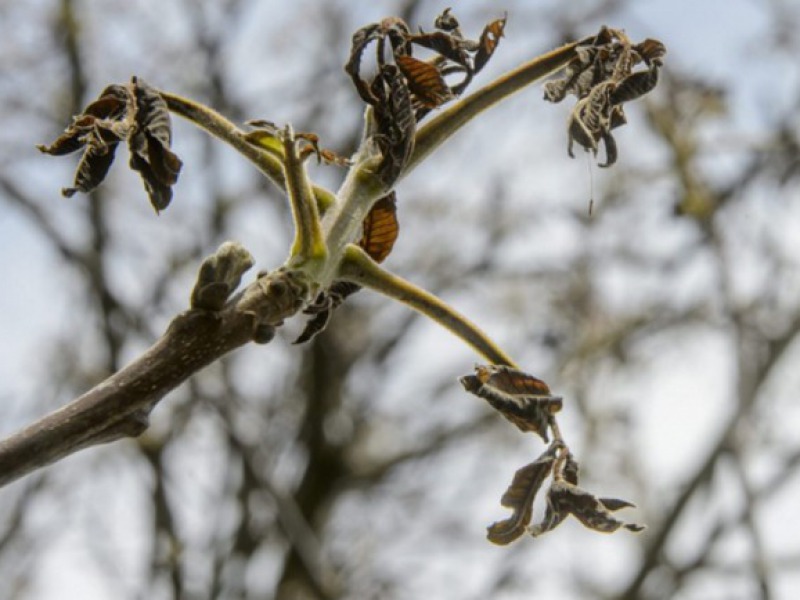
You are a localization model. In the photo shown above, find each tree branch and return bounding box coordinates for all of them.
[405,38,584,175]
[338,244,518,367]
[0,242,312,488]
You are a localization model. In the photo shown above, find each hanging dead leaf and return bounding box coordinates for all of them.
[128,77,183,212]
[530,480,645,537]
[460,365,562,442]
[293,281,362,345]
[544,27,666,166]
[486,444,558,545]
[38,77,182,212]
[37,84,131,197]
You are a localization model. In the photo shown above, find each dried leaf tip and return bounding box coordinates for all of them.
[38,77,182,212]
[543,27,666,167]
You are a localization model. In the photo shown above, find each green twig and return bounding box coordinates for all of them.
[338,244,518,367]
[406,39,583,175]
[281,127,327,269]
[161,91,336,211]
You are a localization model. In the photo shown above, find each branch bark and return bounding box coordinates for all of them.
[0,243,311,488]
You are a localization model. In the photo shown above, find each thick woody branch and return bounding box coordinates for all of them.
[0,243,312,488]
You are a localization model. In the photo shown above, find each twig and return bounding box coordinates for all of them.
[338,244,517,366]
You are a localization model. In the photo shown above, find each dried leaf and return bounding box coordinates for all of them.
[487,445,558,545]
[530,480,645,537]
[128,77,183,212]
[372,64,416,185]
[359,192,399,263]
[544,27,666,166]
[38,84,131,196]
[39,78,182,211]
[460,365,562,442]
[610,63,661,105]
[293,281,361,344]
[396,55,453,108]
[474,16,507,73]
[408,30,471,67]
[634,38,667,66]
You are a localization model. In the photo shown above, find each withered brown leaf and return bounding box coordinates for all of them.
[346,10,507,182]
[487,444,558,545]
[37,84,131,197]
[473,15,507,73]
[530,480,645,537]
[359,191,399,263]
[395,55,453,108]
[460,365,562,442]
[544,27,666,167]
[38,77,182,212]
[128,77,183,212]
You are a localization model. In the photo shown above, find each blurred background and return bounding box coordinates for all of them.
[1,1,799,598]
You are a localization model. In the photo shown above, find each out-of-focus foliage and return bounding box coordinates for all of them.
[1,1,799,599]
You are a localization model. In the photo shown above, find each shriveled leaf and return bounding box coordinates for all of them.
[39,77,182,211]
[396,55,453,108]
[293,281,361,344]
[544,27,666,167]
[434,7,460,32]
[460,365,562,442]
[634,38,667,66]
[372,64,416,185]
[63,144,119,198]
[487,445,558,545]
[38,84,131,196]
[408,30,471,67]
[127,77,183,212]
[359,192,399,263]
[530,480,645,537]
[474,16,507,73]
[345,22,382,104]
[610,63,661,105]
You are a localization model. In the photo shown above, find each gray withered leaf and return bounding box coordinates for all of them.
[127,77,183,212]
[460,365,562,442]
[371,64,416,185]
[486,444,558,545]
[544,26,666,167]
[530,480,645,537]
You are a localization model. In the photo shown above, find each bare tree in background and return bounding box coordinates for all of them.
[1,1,799,599]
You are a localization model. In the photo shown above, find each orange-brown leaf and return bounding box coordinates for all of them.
[359,192,399,263]
[474,16,507,73]
[396,55,453,108]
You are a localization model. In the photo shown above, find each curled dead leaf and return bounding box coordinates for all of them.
[544,27,666,166]
[530,480,645,537]
[38,77,182,212]
[460,365,562,442]
[487,444,558,545]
